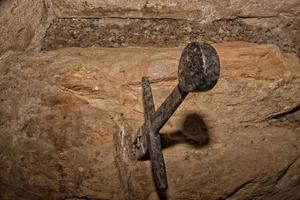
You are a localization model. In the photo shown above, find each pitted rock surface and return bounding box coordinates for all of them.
[0,42,299,200]
[1,0,300,57]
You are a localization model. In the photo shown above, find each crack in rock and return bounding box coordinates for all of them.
[218,180,256,200]
[275,155,300,185]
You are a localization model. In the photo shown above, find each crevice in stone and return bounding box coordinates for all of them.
[235,15,279,19]
[58,16,194,21]
[218,155,300,200]
[259,104,300,130]
[275,155,300,185]
[64,196,108,200]
[265,105,300,120]
[218,179,255,200]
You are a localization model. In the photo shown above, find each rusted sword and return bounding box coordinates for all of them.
[132,42,221,190]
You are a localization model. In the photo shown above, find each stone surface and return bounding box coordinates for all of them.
[0,0,53,56]
[0,42,299,199]
[1,0,300,57]
[41,17,300,59]
[50,0,300,19]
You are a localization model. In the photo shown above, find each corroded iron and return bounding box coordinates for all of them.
[132,42,220,191]
[142,77,168,190]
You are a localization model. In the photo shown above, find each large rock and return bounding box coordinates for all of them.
[0,42,299,199]
[0,1,299,57]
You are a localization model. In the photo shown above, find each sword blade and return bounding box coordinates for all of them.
[142,77,168,190]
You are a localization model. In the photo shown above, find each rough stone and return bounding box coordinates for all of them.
[1,0,300,57]
[0,42,299,199]
[0,0,53,56]
[41,16,300,58]
[50,0,300,20]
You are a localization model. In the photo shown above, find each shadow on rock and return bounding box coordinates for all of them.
[161,112,209,149]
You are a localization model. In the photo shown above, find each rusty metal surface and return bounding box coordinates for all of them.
[142,77,168,190]
[178,42,220,92]
[133,85,188,159]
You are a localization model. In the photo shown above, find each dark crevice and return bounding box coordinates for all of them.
[266,105,300,120]
[236,15,279,19]
[65,196,108,200]
[221,155,300,200]
[218,179,255,200]
[275,155,300,184]
[58,16,192,21]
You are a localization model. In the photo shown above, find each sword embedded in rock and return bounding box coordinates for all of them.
[132,42,221,191]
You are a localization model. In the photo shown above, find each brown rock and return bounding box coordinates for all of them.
[0,42,299,199]
[50,0,300,19]
[0,0,53,56]
[1,1,300,57]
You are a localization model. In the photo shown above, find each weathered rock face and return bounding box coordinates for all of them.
[51,0,300,19]
[0,0,53,56]
[0,42,299,199]
[0,0,299,57]
[44,0,300,56]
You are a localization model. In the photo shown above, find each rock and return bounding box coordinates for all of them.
[50,0,300,19]
[1,1,299,57]
[0,42,299,199]
[0,0,53,56]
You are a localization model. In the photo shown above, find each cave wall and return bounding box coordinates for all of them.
[0,1,300,200]
[0,0,300,57]
[0,42,300,200]
[0,0,53,56]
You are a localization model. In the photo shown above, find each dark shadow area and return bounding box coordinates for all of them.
[155,113,209,200]
[138,112,210,161]
[157,190,168,200]
[160,112,210,149]
[137,113,209,200]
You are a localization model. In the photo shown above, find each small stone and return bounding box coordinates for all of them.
[93,86,99,91]
[78,167,84,172]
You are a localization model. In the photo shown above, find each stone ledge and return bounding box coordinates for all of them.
[1,0,300,57]
[42,17,299,58]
